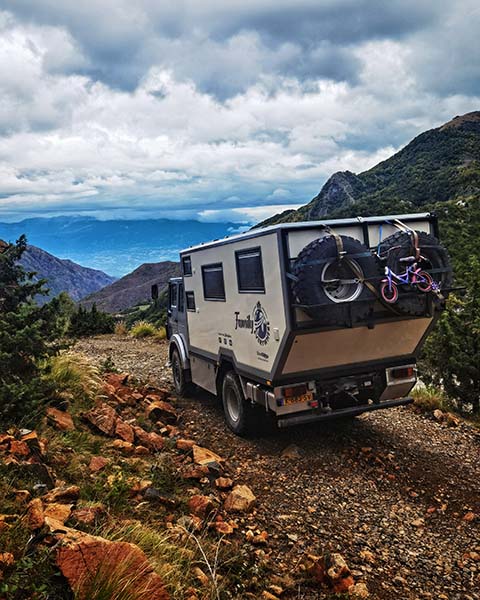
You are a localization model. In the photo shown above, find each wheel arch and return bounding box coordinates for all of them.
[169,334,190,370]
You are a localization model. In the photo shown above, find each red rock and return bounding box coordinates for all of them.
[132,427,164,452]
[44,503,72,525]
[146,401,178,424]
[147,431,165,451]
[0,552,14,567]
[9,440,30,457]
[192,445,224,466]
[145,390,170,402]
[463,511,476,522]
[13,489,31,503]
[188,495,214,517]
[44,485,80,503]
[134,445,150,456]
[165,425,180,437]
[104,372,130,388]
[85,403,117,436]
[115,420,135,443]
[224,485,256,512]
[182,466,210,480]
[176,439,195,452]
[71,505,105,526]
[111,439,135,454]
[56,535,169,600]
[0,434,14,449]
[332,575,355,594]
[101,382,117,397]
[215,477,233,490]
[89,456,109,473]
[46,407,75,431]
[214,520,234,535]
[26,498,45,530]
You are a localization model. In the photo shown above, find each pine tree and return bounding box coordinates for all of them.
[0,236,62,426]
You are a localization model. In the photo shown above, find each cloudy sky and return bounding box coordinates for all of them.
[0,1,479,224]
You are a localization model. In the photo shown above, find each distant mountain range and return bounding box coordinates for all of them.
[18,245,116,305]
[80,261,181,313]
[0,217,238,277]
[257,111,480,227]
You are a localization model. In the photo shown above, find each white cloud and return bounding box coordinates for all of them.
[0,4,479,223]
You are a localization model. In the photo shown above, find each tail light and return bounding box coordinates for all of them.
[391,366,415,380]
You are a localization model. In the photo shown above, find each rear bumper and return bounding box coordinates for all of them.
[277,396,413,428]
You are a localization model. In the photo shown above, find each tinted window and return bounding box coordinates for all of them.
[202,263,225,301]
[186,291,196,311]
[178,283,184,312]
[235,248,265,293]
[182,256,192,276]
[170,283,178,307]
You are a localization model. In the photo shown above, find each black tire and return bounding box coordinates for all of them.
[292,235,381,325]
[378,231,452,316]
[171,348,192,396]
[222,371,257,436]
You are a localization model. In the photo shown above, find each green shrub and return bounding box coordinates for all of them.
[68,304,115,337]
[130,321,158,338]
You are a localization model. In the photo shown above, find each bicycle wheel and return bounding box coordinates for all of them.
[416,271,433,293]
[381,281,398,303]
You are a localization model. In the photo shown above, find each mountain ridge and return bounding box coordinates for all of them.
[256,110,480,227]
[80,261,181,313]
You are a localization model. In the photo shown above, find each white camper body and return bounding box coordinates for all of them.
[167,213,449,433]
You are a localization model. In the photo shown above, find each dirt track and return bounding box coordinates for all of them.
[75,335,480,600]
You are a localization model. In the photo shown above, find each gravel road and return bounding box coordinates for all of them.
[75,335,480,600]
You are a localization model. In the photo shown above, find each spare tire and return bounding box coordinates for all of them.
[378,230,452,316]
[292,235,381,326]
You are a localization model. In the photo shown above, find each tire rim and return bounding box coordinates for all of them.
[173,355,181,388]
[321,259,364,303]
[225,386,240,422]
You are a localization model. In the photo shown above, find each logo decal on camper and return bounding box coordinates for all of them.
[253,302,270,345]
[235,302,270,346]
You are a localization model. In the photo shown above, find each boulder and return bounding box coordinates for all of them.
[85,403,117,436]
[104,372,130,388]
[56,534,169,600]
[115,420,135,443]
[146,401,178,424]
[308,552,356,594]
[46,407,75,431]
[224,485,256,513]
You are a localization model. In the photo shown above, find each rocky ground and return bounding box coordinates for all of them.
[74,334,480,600]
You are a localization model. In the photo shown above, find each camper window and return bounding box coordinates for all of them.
[235,247,265,293]
[182,256,192,276]
[186,291,196,311]
[202,263,226,301]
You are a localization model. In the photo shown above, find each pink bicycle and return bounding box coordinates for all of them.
[380,256,437,304]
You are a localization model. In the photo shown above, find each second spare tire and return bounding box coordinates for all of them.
[292,234,381,326]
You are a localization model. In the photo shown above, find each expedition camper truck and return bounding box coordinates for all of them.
[166,213,452,435]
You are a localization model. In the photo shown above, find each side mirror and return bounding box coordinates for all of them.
[151,284,159,300]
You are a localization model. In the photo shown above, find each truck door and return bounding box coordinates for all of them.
[167,281,187,339]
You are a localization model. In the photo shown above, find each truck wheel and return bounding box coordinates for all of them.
[171,349,192,396]
[292,235,381,325]
[222,371,256,436]
[378,230,452,316]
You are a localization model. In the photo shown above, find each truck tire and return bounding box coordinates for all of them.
[222,371,257,436]
[292,235,380,325]
[171,348,192,396]
[378,230,452,316]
